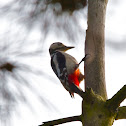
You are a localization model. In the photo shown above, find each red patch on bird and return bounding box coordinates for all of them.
[68,69,80,86]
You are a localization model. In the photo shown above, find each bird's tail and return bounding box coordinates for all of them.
[69,83,84,98]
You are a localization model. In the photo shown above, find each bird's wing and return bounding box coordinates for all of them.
[51,51,68,84]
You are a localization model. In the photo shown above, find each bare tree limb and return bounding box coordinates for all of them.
[39,115,81,126]
[106,85,126,111]
[115,106,126,120]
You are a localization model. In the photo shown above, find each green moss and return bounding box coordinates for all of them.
[82,88,116,126]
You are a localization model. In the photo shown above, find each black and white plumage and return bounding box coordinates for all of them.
[49,42,84,98]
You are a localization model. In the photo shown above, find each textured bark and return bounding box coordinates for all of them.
[115,106,126,120]
[82,88,115,126]
[81,85,126,126]
[85,0,107,100]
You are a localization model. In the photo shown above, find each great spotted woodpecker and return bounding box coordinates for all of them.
[49,42,85,98]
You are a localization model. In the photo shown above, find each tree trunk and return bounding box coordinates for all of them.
[85,0,108,100]
[82,0,117,126]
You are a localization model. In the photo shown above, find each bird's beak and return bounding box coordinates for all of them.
[60,45,74,52]
[65,46,74,50]
[67,46,74,49]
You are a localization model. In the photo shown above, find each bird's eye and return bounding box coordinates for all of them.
[57,43,63,46]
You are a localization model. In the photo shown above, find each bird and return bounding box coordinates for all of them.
[49,42,85,98]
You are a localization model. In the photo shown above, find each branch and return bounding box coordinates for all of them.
[39,115,81,126]
[106,85,126,111]
[115,106,126,120]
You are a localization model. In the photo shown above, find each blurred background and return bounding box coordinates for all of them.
[0,0,126,126]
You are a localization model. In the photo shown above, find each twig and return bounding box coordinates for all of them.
[39,115,81,126]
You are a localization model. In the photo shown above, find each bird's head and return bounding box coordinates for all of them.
[49,42,74,55]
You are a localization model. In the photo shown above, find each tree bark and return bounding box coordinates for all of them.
[85,0,108,100]
[115,106,126,120]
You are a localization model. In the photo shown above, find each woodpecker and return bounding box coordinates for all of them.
[49,42,85,98]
